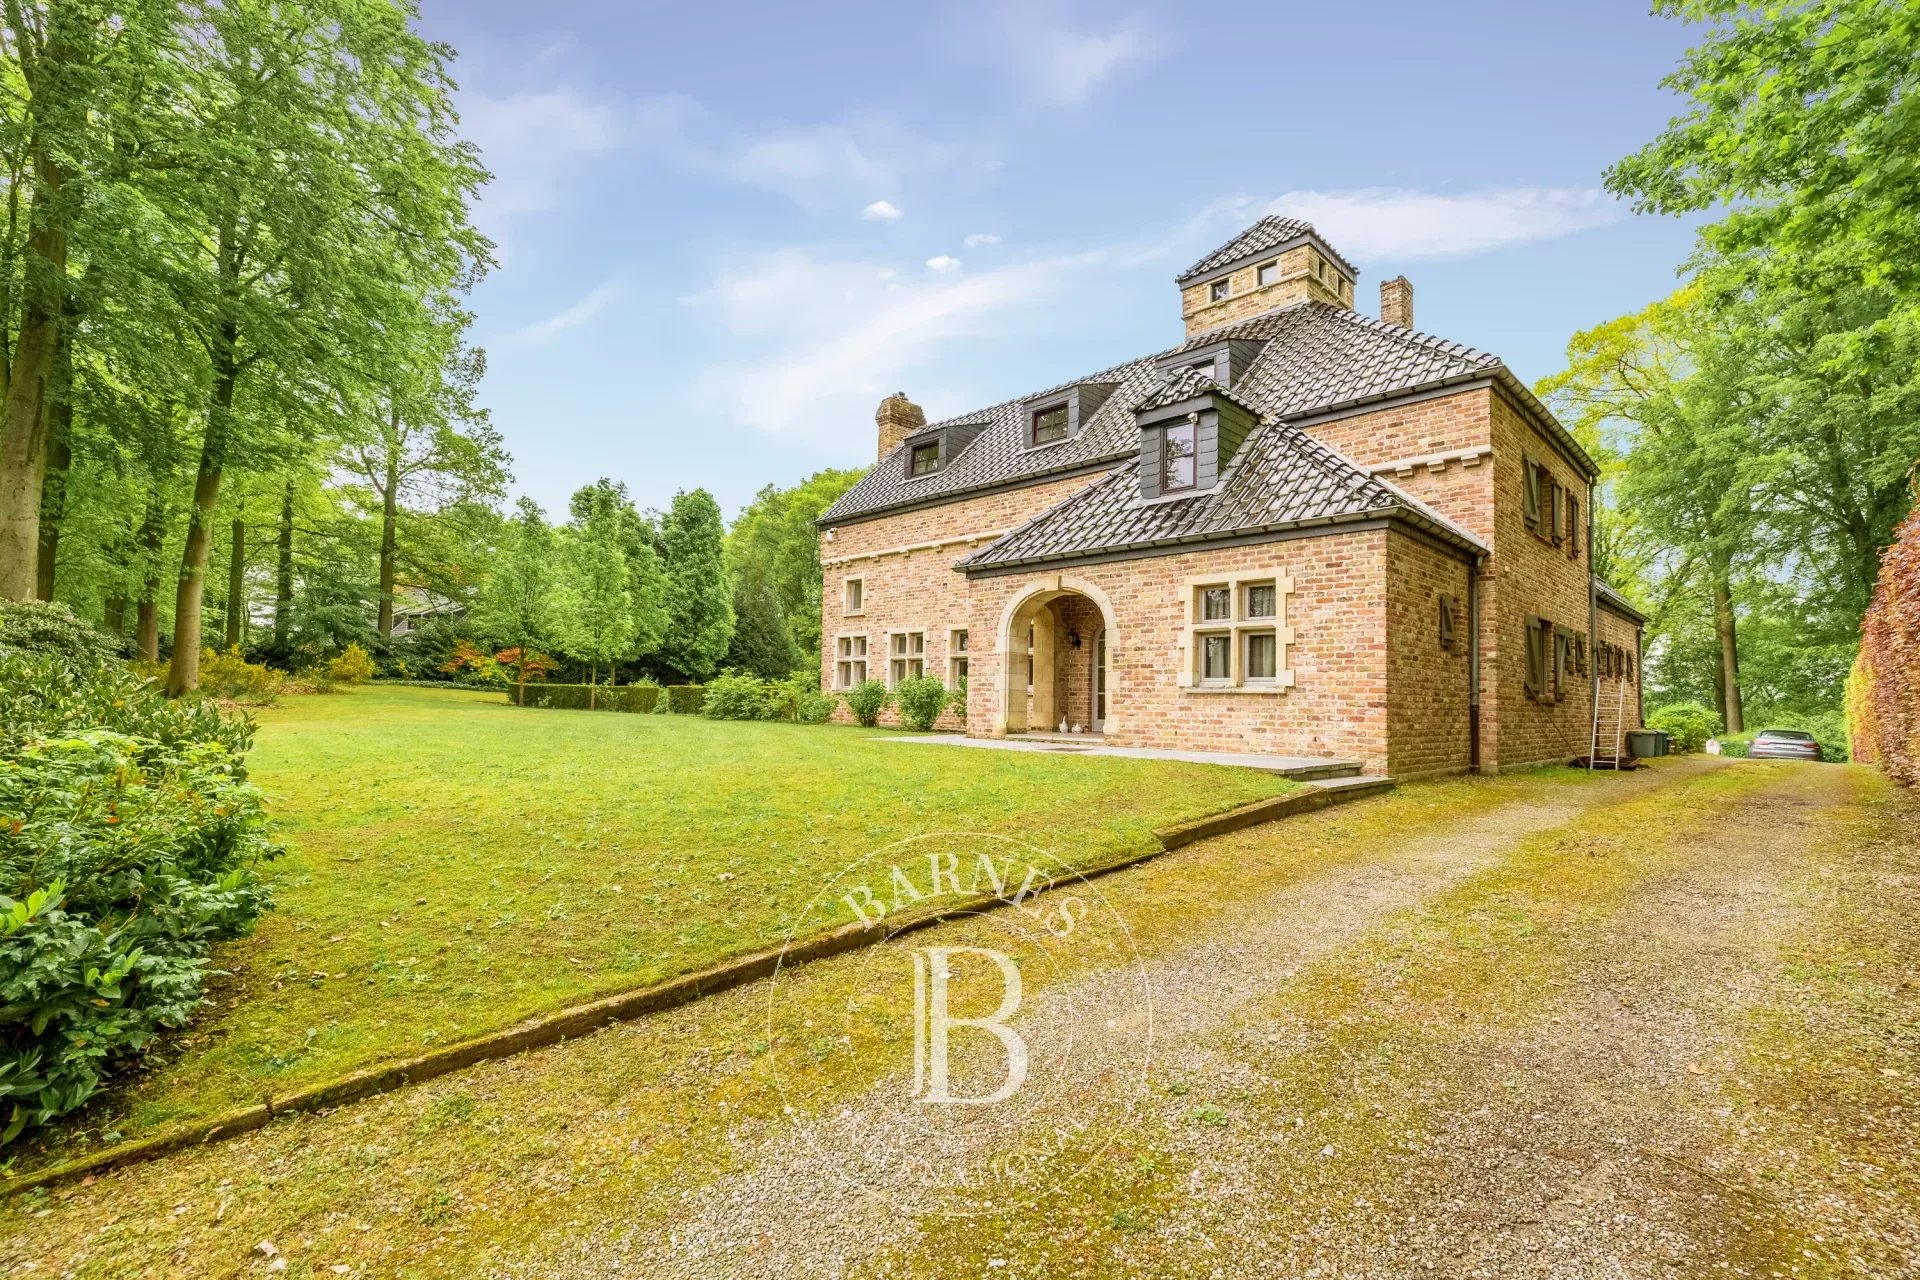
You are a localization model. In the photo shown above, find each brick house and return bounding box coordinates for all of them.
[817,217,1644,777]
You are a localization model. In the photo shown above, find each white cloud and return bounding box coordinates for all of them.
[996,7,1160,107]
[504,280,620,344]
[925,255,963,274]
[457,86,623,253]
[963,233,1002,248]
[863,199,905,222]
[684,248,1092,439]
[1263,187,1622,260]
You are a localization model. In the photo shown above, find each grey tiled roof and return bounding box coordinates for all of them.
[1132,365,1258,416]
[958,422,1487,572]
[1176,215,1359,282]
[821,300,1523,525]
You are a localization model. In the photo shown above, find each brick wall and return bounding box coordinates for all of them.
[968,529,1396,772]
[1385,530,1475,778]
[1595,604,1644,757]
[1181,246,1353,336]
[819,471,1108,729]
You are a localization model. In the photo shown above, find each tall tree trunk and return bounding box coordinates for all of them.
[1711,562,1744,734]
[166,317,238,696]
[135,497,164,661]
[273,479,293,649]
[224,516,245,649]
[33,321,73,600]
[376,400,400,637]
[0,37,73,602]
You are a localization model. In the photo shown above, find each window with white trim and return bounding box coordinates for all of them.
[1180,571,1294,692]
[888,631,925,685]
[843,576,864,615]
[948,628,969,685]
[834,634,867,689]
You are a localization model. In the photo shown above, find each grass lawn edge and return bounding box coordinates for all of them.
[2,777,1374,1198]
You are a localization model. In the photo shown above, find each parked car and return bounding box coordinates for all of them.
[1748,728,1821,761]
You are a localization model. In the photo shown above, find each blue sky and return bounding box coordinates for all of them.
[418,0,1710,522]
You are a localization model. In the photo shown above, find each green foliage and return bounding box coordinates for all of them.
[1647,702,1719,754]
[511,683,663,714]
[326,642,375,686]
[765,672,836,725]
[703,670,772,721]
[0,656,277,1142]
[659,490,735,681]
[724,468,865,659]
[665,684,708,716]
[0,601,118,666]
[475,499,557,669]
[844,678,890,728]
[892,676,953,732]
[724,575,801,678]
[554,488,636,679]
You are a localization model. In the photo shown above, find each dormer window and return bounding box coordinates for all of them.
[1032,404,1069,446]
[1209,279,1230,302]
[1162,418,1197,492]
[909,441,940,476]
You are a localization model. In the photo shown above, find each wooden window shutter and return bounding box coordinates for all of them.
[1553,626,1571,700]
[1524,616,1545,700]
[1522,454,1541,529]
[1567,494,1580,558]
[1438,594,1457,652]
[1549,478,1566,545]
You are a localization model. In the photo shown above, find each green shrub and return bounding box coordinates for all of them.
[666,685,707,716]
[1647,701,1719,754]
[704,671,771,720]
[893,675,952,732]
[794,690,836,724]
[512,683,662,713]
[199,646,286,705]
[1715,731,1753,758]
[0,656,278,1143]
[844,678,890,728]
[0,601,118,665]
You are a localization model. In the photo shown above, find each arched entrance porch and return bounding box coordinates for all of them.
[994,574,1120,738]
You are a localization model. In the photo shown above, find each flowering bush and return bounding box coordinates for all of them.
[198,646,285,705]
[0,655,278,1143]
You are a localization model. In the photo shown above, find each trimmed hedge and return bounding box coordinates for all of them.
[509,684,664,713]
[666,684,707,715]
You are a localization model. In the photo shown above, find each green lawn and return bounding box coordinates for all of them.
[21,684,1294,1164]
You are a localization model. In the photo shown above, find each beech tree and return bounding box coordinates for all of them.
[554,486,633,705]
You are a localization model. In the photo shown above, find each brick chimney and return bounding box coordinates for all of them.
[1380,276,1414,328]
[875,392,925,460]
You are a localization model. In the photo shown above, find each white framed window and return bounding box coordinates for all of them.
[888,631,925,686]
[843,576,864,615]
[1179,571,1295,693]
[834,634,868,689]
[1198,632,1231,684]
[948,628,969,685]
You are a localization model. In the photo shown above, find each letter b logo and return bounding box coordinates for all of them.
[910,947,1028,1105]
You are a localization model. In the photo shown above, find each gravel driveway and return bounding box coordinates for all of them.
[8,759,1912,1280]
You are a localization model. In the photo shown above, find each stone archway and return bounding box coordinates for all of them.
[993,574,1121,737]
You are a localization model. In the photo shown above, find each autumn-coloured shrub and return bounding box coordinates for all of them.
[325,642,375,685]
[1853,499,1920,786]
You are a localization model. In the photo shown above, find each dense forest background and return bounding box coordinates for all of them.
[0,0,1911,740]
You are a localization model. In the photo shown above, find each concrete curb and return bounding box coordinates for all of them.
[1153,778,1393,850]
[4,777,1390,1198]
